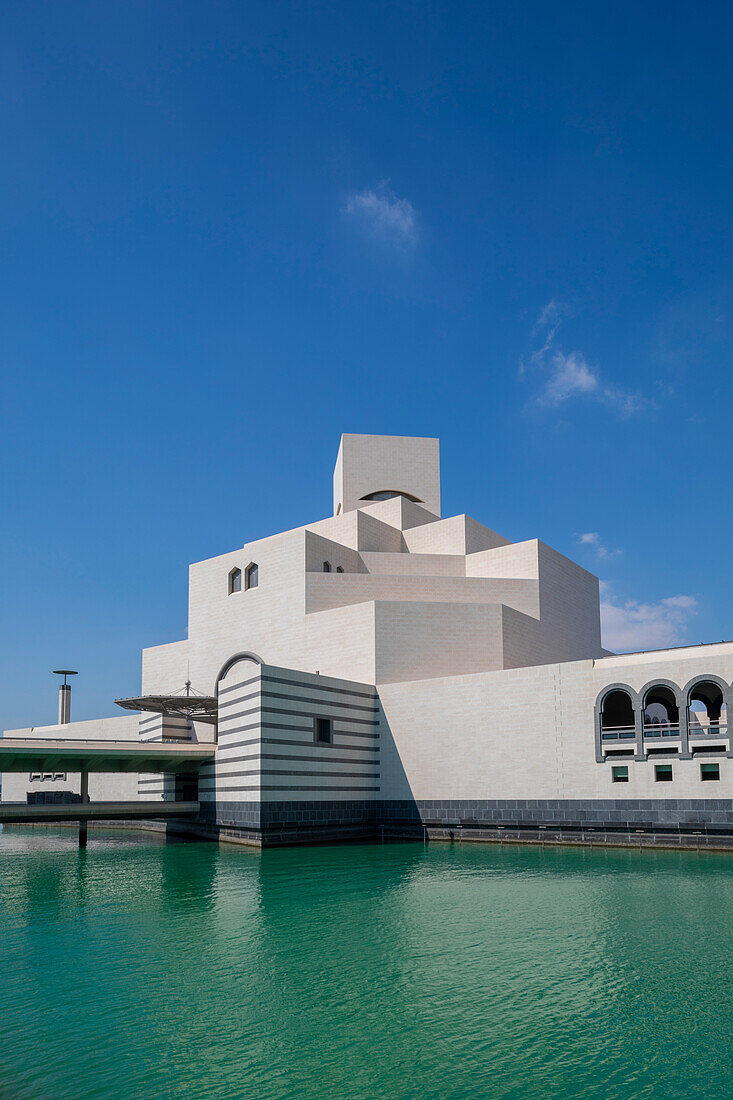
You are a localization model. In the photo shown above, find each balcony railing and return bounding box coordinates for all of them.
[643,725,681,739]
[601,726,636,742]
[688,723,728,739]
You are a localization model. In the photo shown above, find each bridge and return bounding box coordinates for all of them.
[0,737,215,846]
[0,800,200,824]
[0,737,215,773]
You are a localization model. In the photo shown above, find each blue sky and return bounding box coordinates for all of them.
[1,0,731,729]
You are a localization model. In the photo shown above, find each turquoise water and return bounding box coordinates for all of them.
[1,829,732,1099]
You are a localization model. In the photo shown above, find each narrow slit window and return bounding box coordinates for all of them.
[611,765,629,783]
[315,717,332,744]
[245,563,258,590]
[701,762,720,781]
[228,568,242,594]
[322,561,331,573]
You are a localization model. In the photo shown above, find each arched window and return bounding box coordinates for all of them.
[336,566,344,574]
[323,561,331,573]
[228,568,242,595]
[245,563,258,590]
[358,490,424,504]
[688,680,726,734]
[642,685,679,737]
[600,689,635,742]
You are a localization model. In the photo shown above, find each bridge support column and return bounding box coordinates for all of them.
[79,771,89,849]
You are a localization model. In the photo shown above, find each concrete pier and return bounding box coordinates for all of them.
[79,770,89,848]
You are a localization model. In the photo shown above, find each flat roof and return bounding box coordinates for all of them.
[0,739,215,774]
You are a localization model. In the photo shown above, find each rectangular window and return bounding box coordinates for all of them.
[701,762,720,781]
[611,765,629,783]
[315,717,332,744]
[655,764,673,782]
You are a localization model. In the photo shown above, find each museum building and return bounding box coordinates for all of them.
[3,433,732,846]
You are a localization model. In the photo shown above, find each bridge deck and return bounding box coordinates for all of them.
[0,738,215,773]
[0,801,200,824]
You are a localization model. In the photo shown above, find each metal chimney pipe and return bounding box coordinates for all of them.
[58,683,71,724]
[53,670,78,726]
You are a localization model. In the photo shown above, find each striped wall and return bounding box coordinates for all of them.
[258,667,380,800]
[198,667,263,810]
[137,712,194,802]
[200,662,380,830]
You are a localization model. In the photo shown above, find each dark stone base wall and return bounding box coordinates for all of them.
[198,801,261,830]
[193,798,733,848]
[401,798,733,832]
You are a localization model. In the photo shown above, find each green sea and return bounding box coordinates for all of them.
[1,827,731,1099]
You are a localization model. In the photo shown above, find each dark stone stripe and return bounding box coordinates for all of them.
[259,734,376,752]
[203,739,380,762]
[261,706,377,727]
[203,765,379,784]
[262,784,380,792]
[331,729,380,741]
[261,769,379,779]
[217,674,261,696]
[262,674,375,700]
[219,705,260,725]
[200,785,260,793]
[261,724,380,742]
[261,752,380,766]
[206,784,379,793]
[219,721,261,739]
[217,690,260,712]
[262,689,378,715]
[201,767,259,780]
[262,737,379,754]
[206,752,259,768]
[216,734,260,751]
[260,722,314,735]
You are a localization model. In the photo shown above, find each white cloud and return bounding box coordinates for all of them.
[344,187,418,249]
[541,351,599,404]
[535,299,562,331]
[576,532,621,560]
[524,301,647,417]
[600,589,698,652]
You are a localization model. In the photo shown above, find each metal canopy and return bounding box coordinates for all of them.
[115,682,217,725]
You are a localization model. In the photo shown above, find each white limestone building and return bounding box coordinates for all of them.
[3,433,732,846]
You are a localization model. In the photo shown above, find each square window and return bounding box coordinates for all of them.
[701,762,720,781]
[611,765,629,783]
[315,717,332,744]
[655,764,673,782]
